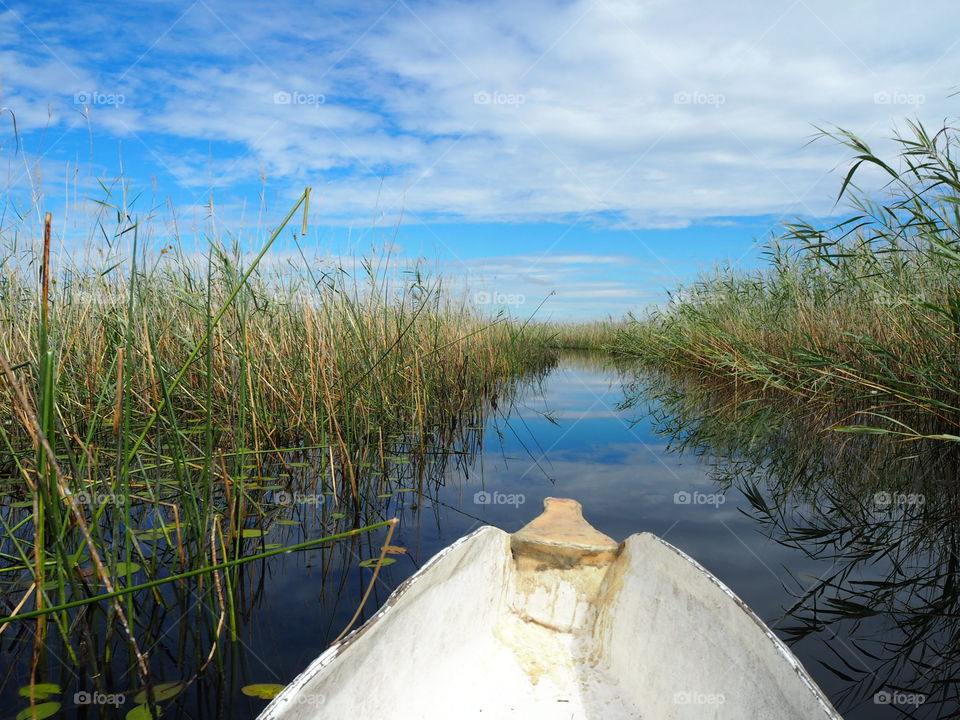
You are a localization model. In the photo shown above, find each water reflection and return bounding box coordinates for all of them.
[628,374,960,719]
[3,352,955,719]
[0,357,547,719]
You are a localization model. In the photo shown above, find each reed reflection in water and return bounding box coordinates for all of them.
[626,373,960,719]
[3,351,956,719]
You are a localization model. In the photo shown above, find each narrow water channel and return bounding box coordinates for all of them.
[2,351,954,719]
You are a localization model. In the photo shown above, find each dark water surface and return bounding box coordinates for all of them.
[2,351,956,719]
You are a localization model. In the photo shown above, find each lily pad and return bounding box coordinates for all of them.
[275,520,300,526]
[329,512,346,519]
[241,529,265,538]
[16,702,61,719]
[126,704,161,720]
[17,683,60,700]
[112,562,141,576]
[264,543,282,550]
[241,684,285,699]
[133,682,183,704]
[358,557,396,568]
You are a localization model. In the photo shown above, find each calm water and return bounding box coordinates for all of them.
[2,351,955,719]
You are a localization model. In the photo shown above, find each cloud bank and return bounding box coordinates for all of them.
[2,0,957,229]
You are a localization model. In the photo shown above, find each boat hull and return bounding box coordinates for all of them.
[259,514,840,719]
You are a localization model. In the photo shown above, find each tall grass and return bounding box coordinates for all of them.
[533,319,623,350]
[2,207,555,445]
[1,230,549,458]
[615,118,960,440]
[0,184,554,707]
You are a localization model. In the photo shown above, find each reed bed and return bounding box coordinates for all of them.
[0,187,555,708]
[534,319,623,350]
[1,225,549,458]
[615,118,960,440]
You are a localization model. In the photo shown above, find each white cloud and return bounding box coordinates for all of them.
[2,0,957,230]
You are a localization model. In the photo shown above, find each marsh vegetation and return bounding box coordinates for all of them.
[0,188,556,717]
[615,119,960,442]
[3,113,959,720]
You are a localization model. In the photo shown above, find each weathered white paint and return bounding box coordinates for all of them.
[259,499,842,719]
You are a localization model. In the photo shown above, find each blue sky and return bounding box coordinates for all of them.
[1,0,958,318]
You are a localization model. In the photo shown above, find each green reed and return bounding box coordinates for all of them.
[532,319,623,351]
[615,117,960,440]
[0,183,554,701]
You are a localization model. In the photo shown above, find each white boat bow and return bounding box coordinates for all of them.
[258,497,842,719]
